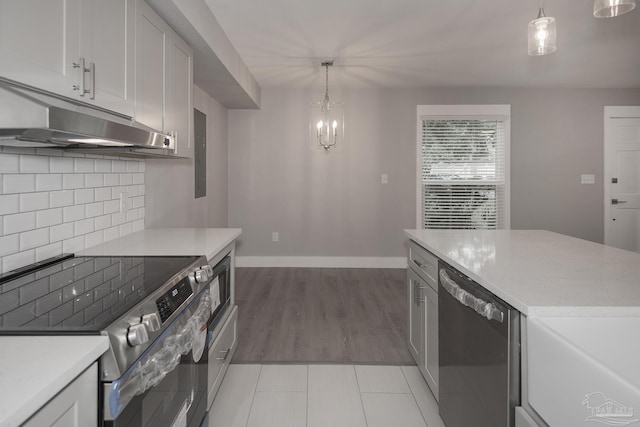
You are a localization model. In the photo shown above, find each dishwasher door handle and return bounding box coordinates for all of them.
[439,269,504,323]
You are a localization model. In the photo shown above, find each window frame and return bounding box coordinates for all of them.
[415,104,511,230]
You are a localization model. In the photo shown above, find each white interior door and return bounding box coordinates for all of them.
[604,107,640,253]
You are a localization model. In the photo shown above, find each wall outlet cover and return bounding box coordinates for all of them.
[581,174,595,185]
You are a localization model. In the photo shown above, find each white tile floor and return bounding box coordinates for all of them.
[208,364,446,427]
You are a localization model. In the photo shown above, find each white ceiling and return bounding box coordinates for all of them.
[205,0,640,89]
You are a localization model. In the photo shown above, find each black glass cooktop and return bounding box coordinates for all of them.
[0,255,198,333]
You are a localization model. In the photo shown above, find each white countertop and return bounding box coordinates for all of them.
[79,228,242,260]
[405,229,640,316]
[0,336,109,427]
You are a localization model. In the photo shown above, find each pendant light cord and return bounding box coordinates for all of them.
[324,63,330,104]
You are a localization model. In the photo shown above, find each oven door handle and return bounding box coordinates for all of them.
[439,269,504,323]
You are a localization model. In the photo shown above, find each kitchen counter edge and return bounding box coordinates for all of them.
[79,228,242,260]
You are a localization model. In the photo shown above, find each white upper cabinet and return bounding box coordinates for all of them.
[135,0,193,156]
[79,0,135,116]
[134,0,167,132]
[0,0,80,98]
[166,35,193,156]
[0,0,135,116]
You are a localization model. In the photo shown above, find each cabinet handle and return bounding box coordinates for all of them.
[413,259,424,268]
[216,348,231,361]
[417,282,426,303]
[89,61,95,100]
[414,280,426,304]
[74,57,92,98]
[73,58,85,94]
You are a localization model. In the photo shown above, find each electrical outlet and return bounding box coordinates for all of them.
[381,174,388,184]
[581,174,595,185]
[272,232,279,242]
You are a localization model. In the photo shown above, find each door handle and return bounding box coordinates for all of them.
[612,198,627,205]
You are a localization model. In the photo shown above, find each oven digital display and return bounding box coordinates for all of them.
[156,279,193,323]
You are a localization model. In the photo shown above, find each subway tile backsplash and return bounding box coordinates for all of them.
[0,147,145,274]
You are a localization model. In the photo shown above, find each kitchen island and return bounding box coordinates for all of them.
[405,229,640,316]
[405,229,640,427]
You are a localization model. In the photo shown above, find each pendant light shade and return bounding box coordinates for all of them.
[528,8,557,56]
[594,0,636,17]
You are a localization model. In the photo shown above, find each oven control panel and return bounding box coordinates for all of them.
[156,278,193,323]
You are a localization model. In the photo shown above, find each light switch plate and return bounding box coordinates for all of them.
[381,174,388,184]
[581,174,595,185]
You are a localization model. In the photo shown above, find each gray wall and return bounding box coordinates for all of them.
[146,85,228,228]
[228,87,640,257]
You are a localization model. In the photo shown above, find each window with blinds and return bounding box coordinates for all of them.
[418,106,510,230]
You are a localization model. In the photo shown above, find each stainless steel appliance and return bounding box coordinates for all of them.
[0,79,182,158]
[438,261,520,427]
[206,256,231,335]
[0,254,217,427]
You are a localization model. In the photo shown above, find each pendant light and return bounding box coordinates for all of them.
[528,6,557,56]
[310,60,343,151]
[594,0,636,17]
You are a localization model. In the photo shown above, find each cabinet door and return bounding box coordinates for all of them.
[80,0,135,116]
[407,268,424,365]
[424,283,439,401]
[0,0,80,98]
[23,363,97,427]
[166,34,193,157]
[134,0,167,131]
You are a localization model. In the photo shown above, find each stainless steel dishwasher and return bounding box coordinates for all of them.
[438,261,520,427]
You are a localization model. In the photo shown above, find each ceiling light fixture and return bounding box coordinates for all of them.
[528,6,557,56]
[310,60,343,151]
[594,0,636,17]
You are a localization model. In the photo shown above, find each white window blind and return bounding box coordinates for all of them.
[420,116,508,230]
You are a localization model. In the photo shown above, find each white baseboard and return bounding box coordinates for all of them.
[235,256,407,269]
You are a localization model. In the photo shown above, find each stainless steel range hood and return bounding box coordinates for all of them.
[0,80,181,158]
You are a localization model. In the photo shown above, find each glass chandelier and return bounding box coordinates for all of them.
[594,0,636,17]
[528,7,557,56]
[310,60,343,151]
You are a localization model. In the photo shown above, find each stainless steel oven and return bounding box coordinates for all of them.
[438,261,520,427]
[0,254,217,427]
[104,278,212,427]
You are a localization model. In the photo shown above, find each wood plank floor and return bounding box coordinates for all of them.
[232,267,413,364]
